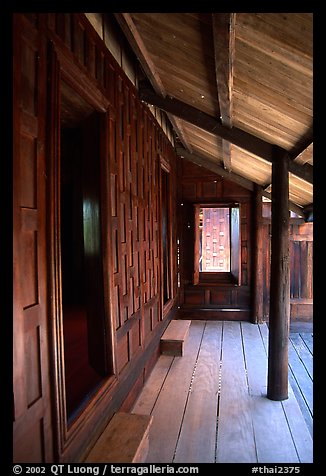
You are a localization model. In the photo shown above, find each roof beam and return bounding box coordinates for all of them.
[167,115,193,153]
[212,13,235,128]
[212,13,236,172]
[114,13,165,95]
[114,13,192,152]
[292,141,313,165]
[288,160,313,183]
[141,88,272,157]
[140,89,313,185]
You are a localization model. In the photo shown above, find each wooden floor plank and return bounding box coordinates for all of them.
[290,333,313,379]
[242,322,300,463]
[132,355,174,415]
[241,322,268,396]
[132,320,313,464]
[281,385,313,462]
[299,332,313,355]
[288,339,313,415]
[258,322,269,353]
[173,321,222,463]
[259,322,313,461]
[260,322,313,435]
[288,367,313,436]
[216,322,257,463]
[250,395,299,463]
[145,320,205,463]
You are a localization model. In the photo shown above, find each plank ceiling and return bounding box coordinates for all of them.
[114,13,313,213]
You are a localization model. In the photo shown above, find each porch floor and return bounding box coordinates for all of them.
[132,320,313,463]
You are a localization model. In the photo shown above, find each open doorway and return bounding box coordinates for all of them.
[60,82,109,421]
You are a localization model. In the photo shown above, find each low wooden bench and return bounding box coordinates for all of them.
[85,412,153,463]
[160,319,191,356]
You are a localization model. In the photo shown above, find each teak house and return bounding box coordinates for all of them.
[13,13,313,463]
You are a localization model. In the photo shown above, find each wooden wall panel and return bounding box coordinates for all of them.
[24,324,42,406]
[210,289,231,306]
[13,14,53,462]
[105,54,177,379]
[20,135,37,207]
[21,228,38,308]
[289,226,313,301]
[260,220,313,320]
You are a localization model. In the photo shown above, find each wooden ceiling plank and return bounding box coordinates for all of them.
[236,13,313,76]
[212,13,236,172]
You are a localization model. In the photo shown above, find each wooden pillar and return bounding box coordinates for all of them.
[252,184,264,323]
[267,146,290,401]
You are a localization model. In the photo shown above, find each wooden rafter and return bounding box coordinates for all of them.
[212,13,236,172]
[114,13,192,152]
[114,13,165,95]
[167,115,193,153]
[141,89,313,185]
[212,13,236,128]
[293,142,313,165]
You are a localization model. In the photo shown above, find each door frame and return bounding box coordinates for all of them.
[46,42,117,460]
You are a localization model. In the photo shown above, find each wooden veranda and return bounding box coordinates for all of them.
[132,320,313,463]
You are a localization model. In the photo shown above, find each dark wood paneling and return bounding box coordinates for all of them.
[184,289,206,305]
[13,14,53,462]
[210,289,231,306]
[111,86,166,371]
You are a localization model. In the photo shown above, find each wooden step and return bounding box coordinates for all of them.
[85,412,153,463]
[160,319,191,356]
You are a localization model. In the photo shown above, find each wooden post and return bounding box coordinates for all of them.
[267,146,290,401]
[252,184,264,323]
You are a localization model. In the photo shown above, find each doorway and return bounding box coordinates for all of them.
[60,82,109,421]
